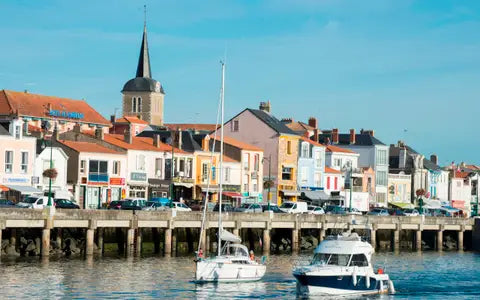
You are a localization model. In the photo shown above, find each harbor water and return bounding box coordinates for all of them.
[1,251,479,299]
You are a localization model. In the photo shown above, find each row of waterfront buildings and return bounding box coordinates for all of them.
[0,22,478,215]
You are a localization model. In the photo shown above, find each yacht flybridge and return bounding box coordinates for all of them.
[293,232,395,296]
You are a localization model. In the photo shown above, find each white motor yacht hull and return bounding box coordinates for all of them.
[196,260,266,283]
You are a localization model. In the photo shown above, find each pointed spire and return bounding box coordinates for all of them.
[136,5,151,78]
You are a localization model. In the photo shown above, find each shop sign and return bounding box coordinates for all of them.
[110,177,126,185]
[49,110,84,119]
[3,177,29,184]
[223,184,241,192]
[130,172,147,181]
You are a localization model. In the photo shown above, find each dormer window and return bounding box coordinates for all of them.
[132,97,142,113]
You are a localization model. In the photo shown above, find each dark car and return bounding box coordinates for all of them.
[325,205,347,215]
[121,199,147,210]
[213,203,234,212]
[54,199,80,209]
[261,204,284,213]
[108,200,123,210]
[0,199,15,208]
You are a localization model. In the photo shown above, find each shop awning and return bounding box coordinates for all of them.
[173,182,194,188]
[424,199,442,209]
[281,190,301,196]
[389,202,414,209]
[200,185,219,192]
[0,185,9,192]
[451,200,465,209]
[5,185,42,195]
[222,191,242,198]
[442,205,460,213]
[301,190,329,201]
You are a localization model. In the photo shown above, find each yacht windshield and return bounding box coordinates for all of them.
[222,244,248,257]
[311,253,351,266]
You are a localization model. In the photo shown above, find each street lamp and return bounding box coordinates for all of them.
[262,155,272,210]
[167,133,175,208]
[40,124,55,207]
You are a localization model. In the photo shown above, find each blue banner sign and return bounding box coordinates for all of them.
[49,110,84,119]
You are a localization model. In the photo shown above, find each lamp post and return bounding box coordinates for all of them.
[169,133,175,208]
[262,155,272,210]
[41,133,54,207]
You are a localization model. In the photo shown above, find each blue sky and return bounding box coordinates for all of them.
[1,0,480,165]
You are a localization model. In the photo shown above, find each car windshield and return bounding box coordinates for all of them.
[280,203,295,209]
[24,197,39,204]
[122,200,135,207]
[314,207,323,211]
[240,204,251,208]
[371,209,382,213]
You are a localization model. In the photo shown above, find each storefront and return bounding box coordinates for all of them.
[128,172,148,199]
[109,177,126,202]
[148,178,170,199]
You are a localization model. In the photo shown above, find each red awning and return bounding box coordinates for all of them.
[222,192,242,198]
[452,200,465,209]
[0,185,9,192]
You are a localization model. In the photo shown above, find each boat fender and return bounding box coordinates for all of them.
[352,268,357,286]
[366,273,370,289]
[388,280,396,294]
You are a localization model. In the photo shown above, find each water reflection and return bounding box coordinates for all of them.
[195,281,267,299]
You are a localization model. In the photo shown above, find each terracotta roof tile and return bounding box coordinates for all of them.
[325,167,342,174]
[96,133,187,154]
[58,140,122,154]
[165,123,219,132]
[223,155,240,163]
[211,135,263,151]
[455,171,470,179]
[28,124,45,133]
[300,137,325,148]
[0,90,110,126]
[115,116,149,125]
[326,145,357,154]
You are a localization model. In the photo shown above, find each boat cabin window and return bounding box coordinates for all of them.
[311,253,350,266]
[349,254,369,267]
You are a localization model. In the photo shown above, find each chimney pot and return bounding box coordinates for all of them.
[259,101,271,113]
[153,134,161,148]
[110,115,116,123]
[124,126,132,144]
[430,154,438,165]
[313,128,319,142]
[332,128,339,144]
[349,129,355,144]
[308,117,318,129]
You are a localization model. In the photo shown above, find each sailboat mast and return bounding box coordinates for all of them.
[218,61,225,256]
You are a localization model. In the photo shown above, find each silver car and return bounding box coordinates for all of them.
[234,203,263,213]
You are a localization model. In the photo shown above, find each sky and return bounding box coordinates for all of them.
[1,0,480,165]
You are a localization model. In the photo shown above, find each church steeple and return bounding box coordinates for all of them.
[136,6,151,78]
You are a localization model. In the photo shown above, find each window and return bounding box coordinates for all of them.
[334,177,338,190]
[301,143,309,158]
[137,97,142,112]
[301,167,308,183]
[314,151,322,168]
[187,159,193,178]
[376,149,387,165]
[350,254,369,267]
[136,154,146,171]
[376,193,386,203]
[15,125,21,139]
[132,97,137,113]
[243,174,249,191]
[334,158,342,168]
[113,161,121,175]
[80,160,86,174]
[202,163,208,182]
[89,160,108,174]
[212,166,216,180]
[314,172,322,187]
[282,167,293,180]
[252,178,258,192]
[376,171,387,186]
[232,119,239,132]
[5,151,13,173]
[21,152,28,173]
[155,158,163,177]
[132,97,142,113]
[243,153,249,170]
[327,177,330,189]
[254,154,259,171]
[287,141,292,155]
[179,159,185,173]
[224,167,231,182]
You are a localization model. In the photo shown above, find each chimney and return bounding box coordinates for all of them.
[332,128,339,144]
[124,126,132,144]
[399,147,407,169]
[110,115,116,123]
[95,128,104,140]
[349,129,355,144]
[361,129,374,136]
[24,89,28,93]
[73,123,81,133]
[259,101,271,113]
[430,154,438,165]
[177,129,183,150]
[47,103,52,112]
[313,128,319,142]
[153,134,161,148]
[202,136,210,152]
[308,117,318,129]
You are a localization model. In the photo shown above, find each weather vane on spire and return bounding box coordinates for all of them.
[144,4,147,27]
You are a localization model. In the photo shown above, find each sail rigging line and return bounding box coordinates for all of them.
[196,66,223,256]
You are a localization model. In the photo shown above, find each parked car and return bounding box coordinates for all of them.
[403,208,420,216]
[0,199,15,208]
[325,205,347,215]
[234,203,262,213]
[170,202,192,212]
[16,196,49,209]
[107,200,124,210]
[308,206,325,215]
[54,199,80,209]
[261,204,284,213]
[213,203,234,212]
[121,199,147,210]
[367,208,390,216]
[279,201,308,214]
[143,201,165,211]
[347,207,363,215]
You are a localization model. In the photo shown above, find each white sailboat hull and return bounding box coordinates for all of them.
[196,259,266,282]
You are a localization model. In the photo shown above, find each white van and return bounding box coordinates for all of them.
[279,201,308,214]
[16,196,49,209]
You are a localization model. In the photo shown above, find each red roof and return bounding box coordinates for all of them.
[115,116,149,125]
[325,167,341,174]
[300,137,325,148]
[165,123,218,132]
[455,171,470,179]
[0,90,110,126]
[326,145,356,154]
[28,124,45,133]
[211,135,263,151]
[59,140,122,154]
[223,155,240,163]
[94,133,187,154]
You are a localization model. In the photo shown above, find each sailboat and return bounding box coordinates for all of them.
[195,61,267,283]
